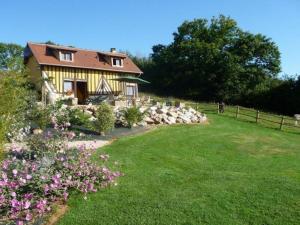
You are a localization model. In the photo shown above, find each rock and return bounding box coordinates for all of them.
[137,121,147,126]
[144,117,155,124]
[156,107,168,114]
[150,106,157,111]
[84,110,93,116]
[88,116,97,122]
[167,116,176,124]
[167,111,178,117]
[294,114,300,120]
[188,107,196,114]
[199,115,207,123]
[33,129,43,135]
[175,101,185,108]
[179,116,191,123]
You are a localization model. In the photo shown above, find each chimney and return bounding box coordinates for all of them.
[110,48,116,53]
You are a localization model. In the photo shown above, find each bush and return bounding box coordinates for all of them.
[94,103,115,135]
[0,71,36,144]
[68,108,91,127]
[122,107,145,128]
[0,131,121,224]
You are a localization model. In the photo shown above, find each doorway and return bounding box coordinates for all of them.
[76,81,88,104]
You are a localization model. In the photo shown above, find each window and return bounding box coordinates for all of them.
[60,51,73,61]
[112,58,123,67]
[126,85,135,96]
[64,80,74,95]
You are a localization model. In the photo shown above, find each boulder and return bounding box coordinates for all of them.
[167,116,176,124]
[144,117,155,124]
[156,107,168,114]
[167,111,178,118]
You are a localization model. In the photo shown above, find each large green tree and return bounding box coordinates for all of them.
[0,43,24,72]
[146,15,281,102]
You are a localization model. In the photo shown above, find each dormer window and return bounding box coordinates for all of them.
[112,58,123,67]
[59,51,73,62]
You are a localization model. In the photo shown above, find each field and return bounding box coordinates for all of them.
[58,114,300,225]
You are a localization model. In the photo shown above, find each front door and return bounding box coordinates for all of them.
[76,81,88,104]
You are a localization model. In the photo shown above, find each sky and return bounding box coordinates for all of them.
[1,0,299,75]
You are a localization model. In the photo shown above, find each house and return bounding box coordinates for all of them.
[24,42,143,104]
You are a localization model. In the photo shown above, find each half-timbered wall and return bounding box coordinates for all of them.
[43,65,122,94]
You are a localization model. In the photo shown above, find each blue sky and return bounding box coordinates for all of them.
[1,0,299,75]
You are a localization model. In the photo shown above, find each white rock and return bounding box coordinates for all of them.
[144,117,155,124]
[156,107,168,114]
[167,111,178,117]
[167,116,176,124]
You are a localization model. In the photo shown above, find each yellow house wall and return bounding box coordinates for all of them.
[42,65,122,94]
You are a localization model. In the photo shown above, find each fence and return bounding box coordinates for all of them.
[145,94,300,133]
[189,102,300,133]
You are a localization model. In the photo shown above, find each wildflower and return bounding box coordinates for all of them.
[25,213,33,221]
[23,201,31,209]
[12,169,18,175]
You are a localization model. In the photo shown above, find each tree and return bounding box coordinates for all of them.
[0,43,24,72]
[146,15,281,103]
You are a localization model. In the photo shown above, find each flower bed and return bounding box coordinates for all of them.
[0,131,121,225]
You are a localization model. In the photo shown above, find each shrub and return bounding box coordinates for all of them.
[0,71,36,145]
[68,108,91,127]
[122,107,145,128]
[93,103,115,135]
[0,131,121,224]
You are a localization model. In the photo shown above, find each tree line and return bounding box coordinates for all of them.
[133,15,299,116]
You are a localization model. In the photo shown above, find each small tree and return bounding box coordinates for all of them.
[122,107,145,128]
[94,103,115,135]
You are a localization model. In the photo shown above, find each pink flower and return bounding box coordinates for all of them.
[25,213,33,221]
[12,169,18,175]
[99,154,109,161]
[11,199,21,208]
[63,191,68,201]
[26,174,32,180]
[10,192,16,197]
[23,201,31,209]
[16,220,24,225]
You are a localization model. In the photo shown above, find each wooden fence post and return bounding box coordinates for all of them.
[217,103,220,114]
[236,106,239,118]
[280,116,284,130]
[256,110,260,123]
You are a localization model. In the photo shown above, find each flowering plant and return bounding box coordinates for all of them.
[0,131,121,224]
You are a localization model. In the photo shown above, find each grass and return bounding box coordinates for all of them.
[58,114,300,225]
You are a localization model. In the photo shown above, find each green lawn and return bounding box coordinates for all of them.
[58,115,300,225]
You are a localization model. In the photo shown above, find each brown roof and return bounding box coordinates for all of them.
[26,42,142,74]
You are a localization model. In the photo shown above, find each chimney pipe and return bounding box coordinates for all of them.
[110,48,116,53]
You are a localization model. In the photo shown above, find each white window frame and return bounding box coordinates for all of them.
[111,57,123,67]
[59,51,74,62]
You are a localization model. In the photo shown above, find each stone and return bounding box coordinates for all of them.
[167,111,178,117]
[179,116,191,123]
[167,116,176,124]
[294,114,300,120]
[175,101,185,108]
[144,117,155,124]
[88,116,97,122]
[156,107,168,114]
[84,110,93,116]
[33,129,43,135]
[113,100,127,107]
